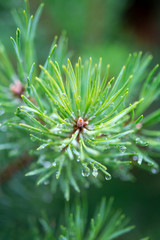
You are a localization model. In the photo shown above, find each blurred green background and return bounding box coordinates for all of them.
[0,0,160,239]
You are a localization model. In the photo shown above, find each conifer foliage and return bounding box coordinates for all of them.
[17,45,160,198]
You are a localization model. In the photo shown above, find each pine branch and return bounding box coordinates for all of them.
[27,198,135,240]
[15,51,160,199]
[0,1,159,201]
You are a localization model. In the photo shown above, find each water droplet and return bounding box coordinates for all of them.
[50,113,58,120]
[50,126,61,134]
[82,169,90,177]
[73,149,80,156]
[72,139,78,147]
[71,112,76,119]
[52,162,56,167]
[151,168,158,174]
[77,156,80,162]
[135,137,148,146]
[138,155,142,165]
[61,144,66,148]
[92,167,98,177]
[136,138,141,143]
[64,118,69,122]
[119,146,127,153]
[43,161,51,168]
[105,174,112,181]
[38,144,45,150]
[44,180,49,185]
[133,156,138,161]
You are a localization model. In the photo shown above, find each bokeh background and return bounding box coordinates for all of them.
[0,0,160,239]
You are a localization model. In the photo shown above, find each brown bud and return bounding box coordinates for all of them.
[77,117,84,128]
[77,117,88,128]
[10,80,25,98]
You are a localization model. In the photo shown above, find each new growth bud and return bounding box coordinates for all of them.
[77,117,88,129]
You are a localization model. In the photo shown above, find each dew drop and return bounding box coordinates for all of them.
[133,156,138,161]
[50,113,59,120]
[82,169,90,177]
[119,146,127,153]
[72,139,78,147]
[138,155,142,165]
[105,174,112,181]
[138,160,142,165]
[64,118,69,122]
[38,145,45,150]
[52,162,56,167]
[43,161,51,168]
[151,168,158,174]
[71,112,76,119]
[135,137,148,146]
[136,138,141,143]
[44,180,49,185]
[51,126,60,134]
[92,167,98,177]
